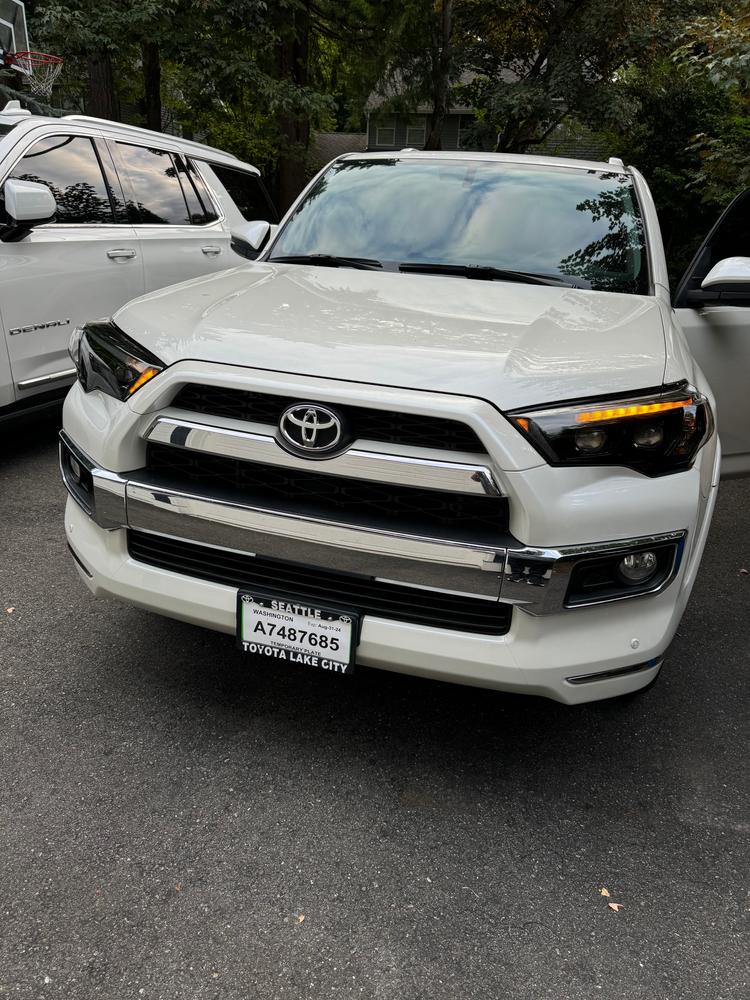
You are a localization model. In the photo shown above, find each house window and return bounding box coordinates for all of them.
[375,121,396,147]
[457,115,475,150]
[406,124,426,147]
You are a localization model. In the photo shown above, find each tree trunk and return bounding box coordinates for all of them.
[424,0,453,150]
[142,41,162,132]
[275,2,311,212]
[86,52,118,120]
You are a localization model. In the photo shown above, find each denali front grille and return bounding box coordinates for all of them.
[146,443,508,541]
[128,531,512,636]
[172,384,487,454]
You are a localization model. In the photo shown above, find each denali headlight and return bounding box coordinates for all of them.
[70,321,164,401]
[508,384,713,476]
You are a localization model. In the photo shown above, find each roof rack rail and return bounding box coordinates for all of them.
[61,114,241,162]
[608,156,626,169]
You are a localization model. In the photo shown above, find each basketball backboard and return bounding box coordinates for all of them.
[0,0,30,74]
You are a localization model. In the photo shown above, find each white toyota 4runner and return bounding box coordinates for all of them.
[0,101,276,420]
[61,151,750,703]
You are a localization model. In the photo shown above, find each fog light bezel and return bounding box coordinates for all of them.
[564,541,683,608]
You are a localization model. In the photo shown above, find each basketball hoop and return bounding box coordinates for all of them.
[12,51,63,98]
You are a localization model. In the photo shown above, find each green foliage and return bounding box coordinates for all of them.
[671,1,750,213]
[602,59,732,282]
[454,0,713,152]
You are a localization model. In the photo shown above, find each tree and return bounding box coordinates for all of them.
[603,58,732,282]
[672,1,750,204]
[370,0,461,151]
[454,0,716,153]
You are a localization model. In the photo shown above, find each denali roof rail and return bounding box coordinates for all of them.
[62,114,248,167]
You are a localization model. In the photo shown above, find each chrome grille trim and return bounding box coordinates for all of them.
[126,482,506,575]
[142,416,501,496]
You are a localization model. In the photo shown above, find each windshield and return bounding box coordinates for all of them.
[270,158,649,294]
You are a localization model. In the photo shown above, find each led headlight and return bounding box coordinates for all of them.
[72,321,164,401]
[508,384,713,476]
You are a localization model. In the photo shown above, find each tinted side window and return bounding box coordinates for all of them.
[206,163,277,223]
[115,143,190,225]
[175,157,218,224]
[9,135,114,224]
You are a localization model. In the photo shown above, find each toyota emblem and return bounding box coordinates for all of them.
[278,402,346,457]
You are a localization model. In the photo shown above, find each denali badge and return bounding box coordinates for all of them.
[279,403,345,456]
[9,317,70,336]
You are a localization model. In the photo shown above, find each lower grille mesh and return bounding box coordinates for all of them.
[128,531,512,636]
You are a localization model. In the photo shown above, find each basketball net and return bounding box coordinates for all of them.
[10,51,64,98]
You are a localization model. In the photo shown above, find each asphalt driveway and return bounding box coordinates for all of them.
[1,413,748,1000]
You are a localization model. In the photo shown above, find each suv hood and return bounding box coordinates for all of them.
[115,263,667,410]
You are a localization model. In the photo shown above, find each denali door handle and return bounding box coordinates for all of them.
[201,245,222,256]
[107,248,137,260]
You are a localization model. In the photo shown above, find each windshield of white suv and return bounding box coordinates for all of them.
[269,158,649,294]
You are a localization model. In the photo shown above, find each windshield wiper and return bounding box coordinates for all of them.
[271,254,383,270]
[398,262,581,287]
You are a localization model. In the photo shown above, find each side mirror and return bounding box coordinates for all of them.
[234,220,272,251]
[230,221,280,261]
[1,178,57,242]
[701,256,750,291]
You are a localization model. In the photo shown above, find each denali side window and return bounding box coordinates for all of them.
[204,162,277,223]
[176,156,218,225]
[114,143,192,225]
[7,134,114,224]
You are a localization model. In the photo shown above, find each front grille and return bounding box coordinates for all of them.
[128,530,512,636]
[146,443,508,542]
[172,384,486,454]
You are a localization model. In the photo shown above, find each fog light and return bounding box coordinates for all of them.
[574,428,607,452]
[617,551,658,584]
[69,456,82,482]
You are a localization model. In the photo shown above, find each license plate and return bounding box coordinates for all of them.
[236,590,359,674]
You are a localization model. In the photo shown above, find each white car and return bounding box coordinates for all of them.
[60,150,747,703]
[0,100,276,420]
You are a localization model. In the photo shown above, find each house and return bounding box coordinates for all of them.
[364,71,608,160]
[365,105,489,152]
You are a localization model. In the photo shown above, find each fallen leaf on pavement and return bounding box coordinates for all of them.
[296,914,305,924]
[5,607,15,614]
[607,902,624,912]
[599,888,610,897]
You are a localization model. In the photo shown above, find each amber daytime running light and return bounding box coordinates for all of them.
[508,385,713,476]
[69,321,164,402]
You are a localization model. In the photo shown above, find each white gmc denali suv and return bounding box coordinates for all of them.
[0,101,276,421]
[61,150,750,703]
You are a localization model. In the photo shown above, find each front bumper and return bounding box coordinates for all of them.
[60,427,719,704]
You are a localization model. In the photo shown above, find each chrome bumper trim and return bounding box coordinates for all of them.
[566,657,663,685]
[143,416,501,496]
[59,433,687,614]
